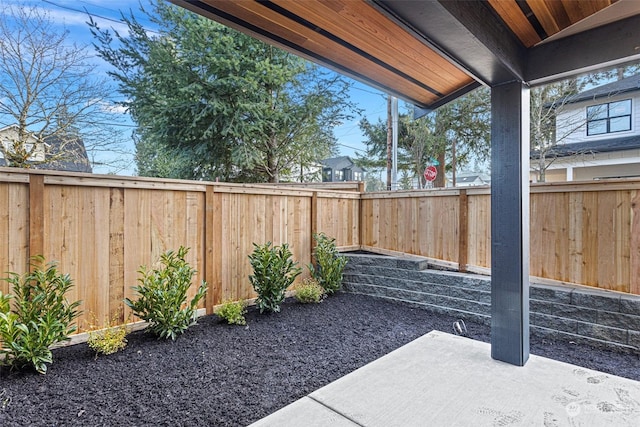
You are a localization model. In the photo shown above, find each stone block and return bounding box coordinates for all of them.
[529,299,556,316]
[440,295,490,316]
[448,287,491,304]
[571,290,620,312]
[343,255,398,269]
[529,285,572,304]
[597,311,640,331]
[620,295,640,315]
[576,322,628,345]
[552,303,597,323]
[461,276,491,292]
[628,330,640,349]
[397,258,429,271]
[531,313,578,334]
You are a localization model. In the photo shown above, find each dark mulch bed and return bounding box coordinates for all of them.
[1,293,638,426]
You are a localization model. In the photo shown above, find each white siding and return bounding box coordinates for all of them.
[555,92,640,144]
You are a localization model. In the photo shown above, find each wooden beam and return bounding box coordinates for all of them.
[490,81,530,366]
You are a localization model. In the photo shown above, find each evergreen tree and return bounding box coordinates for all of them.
[91,1,357,182]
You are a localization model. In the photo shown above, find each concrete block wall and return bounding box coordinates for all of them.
[342,253,640,352]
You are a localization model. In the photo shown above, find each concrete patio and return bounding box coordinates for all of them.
[250,331,640,426]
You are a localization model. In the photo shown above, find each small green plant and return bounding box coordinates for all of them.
[248,242,301,313]
[308,233,347,295]
[0,257,82,374]
[125,246,207,340]
[87,312,128,357]
[294,278,325,304]
[216,300,247,325]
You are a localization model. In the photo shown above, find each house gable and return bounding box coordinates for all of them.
[0,125,46,164]
[0,125,92,173]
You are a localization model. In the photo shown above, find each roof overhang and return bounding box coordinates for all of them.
[171,0,640,111]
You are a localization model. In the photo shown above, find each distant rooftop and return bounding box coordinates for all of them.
[563,74,640,105]
[531,135,640,159]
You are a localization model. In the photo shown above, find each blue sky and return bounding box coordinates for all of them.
[2,0,400,175]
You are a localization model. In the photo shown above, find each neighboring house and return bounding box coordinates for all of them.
[0,125,92,173]
[39,134,92,173]
[0,124,46,164]
[321,156,365,182]
[452,173,491,187]
[532,75,640,182]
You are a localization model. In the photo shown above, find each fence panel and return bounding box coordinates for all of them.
[361,191,460,263]
[315,191,360,249]
[530,183,639,294]
[207,185,314,305]
[0,178,30,294]
[466,189,491,269]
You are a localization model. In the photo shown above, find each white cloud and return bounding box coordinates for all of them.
[100,103,128,115]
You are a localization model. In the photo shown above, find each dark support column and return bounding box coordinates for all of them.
[490,81,530,366]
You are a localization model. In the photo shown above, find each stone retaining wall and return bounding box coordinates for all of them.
[342,253,640,352]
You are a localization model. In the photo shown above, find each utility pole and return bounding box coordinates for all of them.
[391,96,398,191]
[386,95,392,190]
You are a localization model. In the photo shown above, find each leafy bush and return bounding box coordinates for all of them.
[294,278,325,304]
[216,300,247,325]
[0,257,82,374]
[125,246,207,340]
[87,312,128,357]
[248,242,301,313]
[308,233,347,295]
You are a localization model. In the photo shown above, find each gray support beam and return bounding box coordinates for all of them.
[526,14,640,86]
[490,82,530,366]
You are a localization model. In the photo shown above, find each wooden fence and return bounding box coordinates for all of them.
[0,169,360,330]
[1,169,638,334]
[361,179,640,295]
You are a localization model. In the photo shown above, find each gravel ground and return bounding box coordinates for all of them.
[1,292,638,426]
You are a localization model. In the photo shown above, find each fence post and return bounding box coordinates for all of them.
[358,184,364,250]
[310,191,318,262]
[458,189,468,273]
[205,184,220,312]
[28,174,45,265]
[631,190,640,295]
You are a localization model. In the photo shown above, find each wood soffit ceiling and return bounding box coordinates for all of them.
[173,0,634,110]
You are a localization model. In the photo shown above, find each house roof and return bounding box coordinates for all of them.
[321,156,364,173]
[172,0,640,113]
[458,175,486,184]
[531,134,640,159]
[562,73,640,105]
[38,134,92,173]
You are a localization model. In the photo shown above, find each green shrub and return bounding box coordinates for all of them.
[216,300,247,325]
[294,278,325,304]
[125,246,207,340]
[308,233,347,295]
[0,257,82,374]
[87,312,128,357]
[248,242,301,313]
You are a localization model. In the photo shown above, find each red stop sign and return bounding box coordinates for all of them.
[424,165,437,182]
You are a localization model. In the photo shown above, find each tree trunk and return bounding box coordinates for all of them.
[451,139,457,187]
[434,151,446,187]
